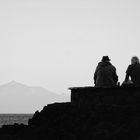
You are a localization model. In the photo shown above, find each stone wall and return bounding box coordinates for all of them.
[69,86,140,106]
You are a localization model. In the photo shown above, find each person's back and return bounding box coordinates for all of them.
[125,56,140,86]
[94,56,118,87]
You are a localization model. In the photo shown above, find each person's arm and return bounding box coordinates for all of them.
[111,66,118,85]
[94,76,96,85]
[94,67,98,85]
[114,74,118,85]
[125,73,129,82]
[124,65,131,82]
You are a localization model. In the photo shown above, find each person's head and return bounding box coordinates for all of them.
[131,56,140,64]
[101,56,111,62]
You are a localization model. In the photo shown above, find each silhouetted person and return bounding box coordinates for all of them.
[124,56,140,86]
[94,56,118,87]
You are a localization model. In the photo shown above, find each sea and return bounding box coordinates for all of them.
[0,114,33,128]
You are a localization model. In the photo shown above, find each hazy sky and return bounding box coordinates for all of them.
[0,0,140,94]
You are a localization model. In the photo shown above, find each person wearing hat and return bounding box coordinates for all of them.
[94,56,118,87]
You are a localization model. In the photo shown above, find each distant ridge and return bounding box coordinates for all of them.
[0,81,70,113]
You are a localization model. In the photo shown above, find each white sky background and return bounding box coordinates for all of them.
[0,0,140,94]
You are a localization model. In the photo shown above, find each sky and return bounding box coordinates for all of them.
[0,0,140,94]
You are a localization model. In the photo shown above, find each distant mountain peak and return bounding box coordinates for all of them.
[0,81,70,113]
[8,80,20,85]
[0,81,29,89]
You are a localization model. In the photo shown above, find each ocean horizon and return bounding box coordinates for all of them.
[0,114,33,128]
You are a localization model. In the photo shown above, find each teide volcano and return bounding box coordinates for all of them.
[0,81,70,113]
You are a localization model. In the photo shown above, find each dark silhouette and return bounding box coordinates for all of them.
[1,87,140,139]
[124,56,140,86]
[94,56,118,87]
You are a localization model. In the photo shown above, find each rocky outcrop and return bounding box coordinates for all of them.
[70,86,140,106]
[1,87,140,140]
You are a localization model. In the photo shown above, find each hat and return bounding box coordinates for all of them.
[101,56,111,62]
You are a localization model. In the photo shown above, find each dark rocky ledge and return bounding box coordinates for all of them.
[70,86,140,106]
[1,86,140,140]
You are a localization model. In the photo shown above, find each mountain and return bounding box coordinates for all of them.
[0,81,70,113]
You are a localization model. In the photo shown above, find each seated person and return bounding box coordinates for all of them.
[124,56,140,87]
[94,56,118,87]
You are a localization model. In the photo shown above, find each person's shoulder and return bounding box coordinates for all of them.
[133,63,140,69]
[128,64,132,68]
[128,64,135,69]
[98,62,101,65]
[126,64,133,73]
[95,62,101,69]
[109,63,116,69]
[97,62,104,67]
